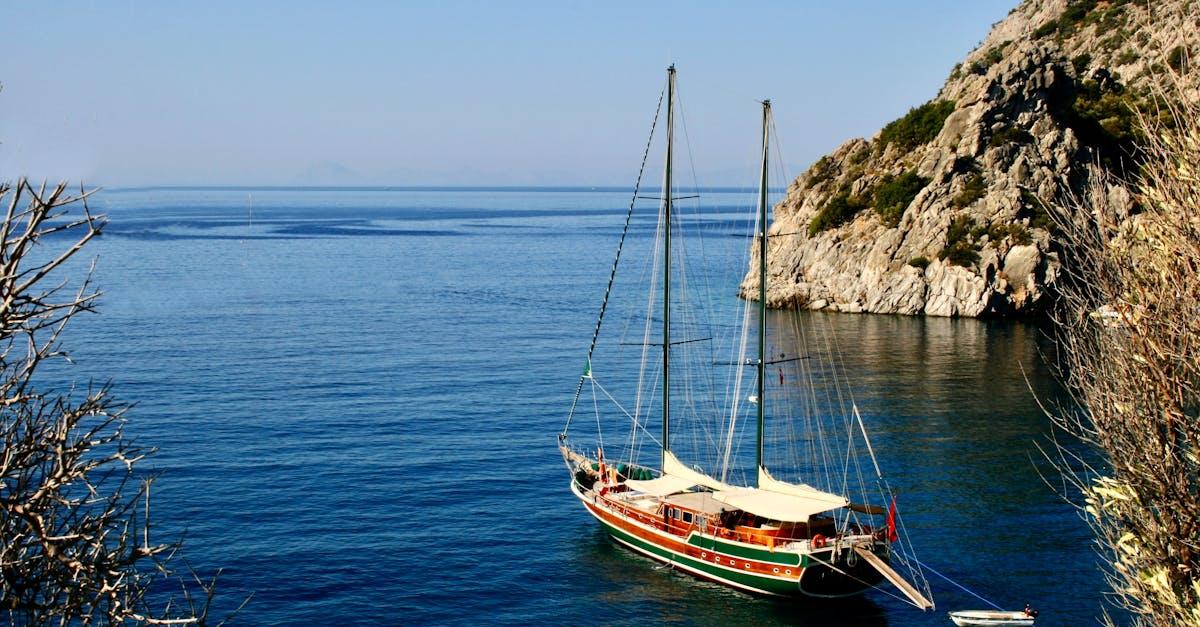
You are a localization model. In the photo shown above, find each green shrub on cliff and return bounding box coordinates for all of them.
[1034,0,1132,39]
[988,222,1033,246]
[1057,75,1148,175]
[938,215,981,267]
[952,173,986,208]
[805,155,836,189]
[1020,189,1053,231]
[808,188,868,236]
[878,100,956,153]
[907,256,930,270]
[989,125,1034,147]
[872,170,928,227]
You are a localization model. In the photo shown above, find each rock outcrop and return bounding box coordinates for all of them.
[744,0,1195,317]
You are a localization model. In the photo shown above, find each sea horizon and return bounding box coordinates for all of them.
[98,184,791,194]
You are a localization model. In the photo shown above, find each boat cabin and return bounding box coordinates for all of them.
[653,491,842,547]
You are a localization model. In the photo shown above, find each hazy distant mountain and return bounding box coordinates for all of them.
[291,161,365,186]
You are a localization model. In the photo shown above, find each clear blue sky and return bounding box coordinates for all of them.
[0,1,1015,187]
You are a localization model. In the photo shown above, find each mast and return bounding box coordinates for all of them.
[662,65,676,470]
[756,100,770,474]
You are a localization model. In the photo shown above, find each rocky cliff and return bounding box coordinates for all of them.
[744,0,1195,317]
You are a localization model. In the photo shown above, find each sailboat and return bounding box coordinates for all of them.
[558,66,934,608]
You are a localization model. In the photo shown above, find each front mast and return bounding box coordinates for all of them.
[661,65,676,470]
[756,100,770,474]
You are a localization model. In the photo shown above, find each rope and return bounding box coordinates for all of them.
[802,550,924,610]
[593,376,663,449]
[563,82,666,436]
[908,555,1004,611]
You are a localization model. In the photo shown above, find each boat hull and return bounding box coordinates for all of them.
[571,480,885,598]
[948,611,1035,626]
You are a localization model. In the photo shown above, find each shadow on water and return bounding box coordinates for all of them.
[570,526,889,626]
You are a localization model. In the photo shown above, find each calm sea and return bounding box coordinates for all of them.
[53,187,1106,625]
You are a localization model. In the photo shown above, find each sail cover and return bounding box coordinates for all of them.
[624,475,695,497]
[713,487,849,522]
[757,467,848,504]
[662,451,734,492]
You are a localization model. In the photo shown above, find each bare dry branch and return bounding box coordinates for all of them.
[0,179,233,624]
[1046,18,1200,624]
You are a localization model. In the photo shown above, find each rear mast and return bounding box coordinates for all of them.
[661,65,676,470]
[756,100,770,474]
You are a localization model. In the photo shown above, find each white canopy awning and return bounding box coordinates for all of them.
[757,467,848,505]
[662,450,734,492]
[713,487,849,523]
[624,475,695,497]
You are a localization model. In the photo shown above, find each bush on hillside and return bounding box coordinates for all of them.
[872,170,928,227]
[952,173,987,208]
[808,188,868,236]
[989,125,1034,147]
[938,214,981,267]
[805,155,836,189]
[877,100,956,153]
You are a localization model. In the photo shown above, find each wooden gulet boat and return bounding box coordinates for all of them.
[559,66,933,608]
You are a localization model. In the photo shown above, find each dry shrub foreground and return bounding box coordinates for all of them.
[1049,28,1200,625]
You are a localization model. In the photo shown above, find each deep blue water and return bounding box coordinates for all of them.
[49,187,1106,625]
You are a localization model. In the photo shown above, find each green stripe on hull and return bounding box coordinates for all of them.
[600,519,801,596]
[687,534,802,566]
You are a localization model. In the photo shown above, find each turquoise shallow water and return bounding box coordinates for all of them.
[50,187,1106,625]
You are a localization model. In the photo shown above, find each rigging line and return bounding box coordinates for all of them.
[720,295,754,481]
[594,375,664,449]
[802,550,925,610]
[563,81,666,436]
[591,376,605,455]
[819,316,901,565]
[853,403,883,477]
[672,88,721,374]
[717,147,760,480]
[720,128,767,480]
[894,500,933,594]
[631,201,665,459]
[906,555,1001,611]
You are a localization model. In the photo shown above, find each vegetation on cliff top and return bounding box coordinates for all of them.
[877,99,956,154]
[1033,0,1134,40]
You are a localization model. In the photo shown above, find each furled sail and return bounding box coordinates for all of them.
[757,466,849,505]
[662,450,733,492]
[624,474,695,497]
[704,467,851,523]
[713,487,848,523]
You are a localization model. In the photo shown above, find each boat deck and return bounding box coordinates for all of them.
[662,491,726,515]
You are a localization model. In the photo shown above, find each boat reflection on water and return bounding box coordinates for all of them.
[575,526,890,626]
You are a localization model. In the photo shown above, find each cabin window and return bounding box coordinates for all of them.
[672,508,681,519]
[682,511,693,524]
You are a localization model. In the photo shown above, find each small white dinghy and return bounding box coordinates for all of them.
[948,610,1037,626]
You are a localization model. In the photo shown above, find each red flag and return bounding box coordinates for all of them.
[886,494,899,543]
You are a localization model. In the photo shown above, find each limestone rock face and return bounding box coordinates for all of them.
[742,0,1186,317]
